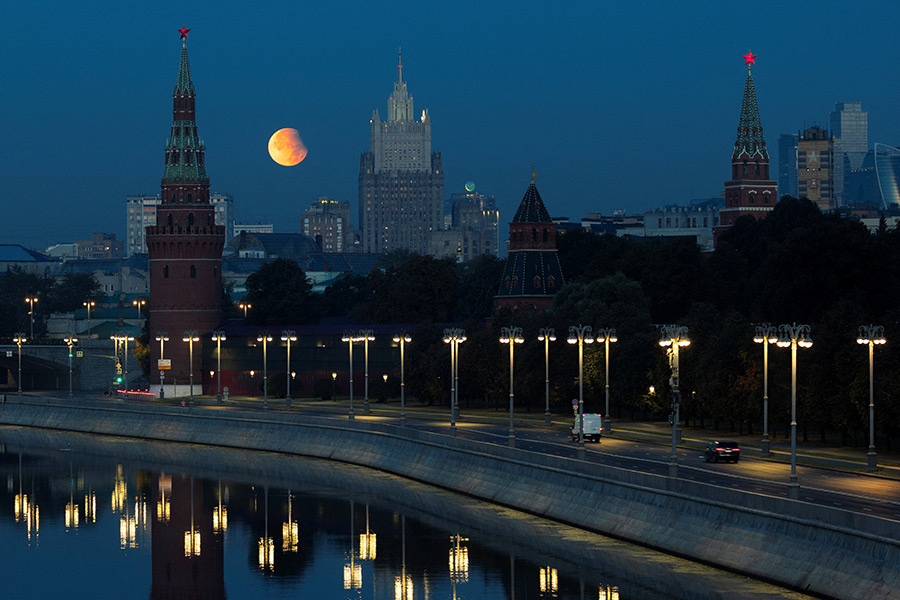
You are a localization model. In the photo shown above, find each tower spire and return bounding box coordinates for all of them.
[397,46,403,83]
[733,53,767,161]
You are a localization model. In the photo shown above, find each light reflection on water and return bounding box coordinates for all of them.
[0,429,816,600]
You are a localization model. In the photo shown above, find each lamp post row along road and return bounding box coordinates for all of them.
[443,328,466,434]
[499,326,524,447]
[567,325,593,456]
[658,325,690,467]
[753,324,779,457]
[856,325,885,472]
[776,323,812,488]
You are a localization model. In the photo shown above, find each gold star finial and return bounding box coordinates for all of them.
[531,165,537,182]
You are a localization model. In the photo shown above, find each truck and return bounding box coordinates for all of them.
[572,413,603,442]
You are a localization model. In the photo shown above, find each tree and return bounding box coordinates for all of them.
[244,258,323,325]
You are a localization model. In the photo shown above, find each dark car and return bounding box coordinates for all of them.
[704,441,741,463]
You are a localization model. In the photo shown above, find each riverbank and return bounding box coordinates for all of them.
[1,399,898,600]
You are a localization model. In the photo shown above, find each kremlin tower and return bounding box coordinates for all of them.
[146,28,225,388]
[715,52,777,242]
[493,173,564,312]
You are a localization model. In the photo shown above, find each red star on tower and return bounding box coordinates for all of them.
[178,26,190,40]
[743,51,757,66]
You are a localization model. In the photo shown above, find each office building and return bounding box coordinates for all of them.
[798,126,834,211]
[301,197,352,252]
[359,52,444,254]
[830,102,868,206]
[778,133,798,199]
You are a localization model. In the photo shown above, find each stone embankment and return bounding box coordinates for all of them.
[1,400,897,600]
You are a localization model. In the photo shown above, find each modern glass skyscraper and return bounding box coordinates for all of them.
[778,133,798,199]
[874,143,900,208]
[830,102,868,206]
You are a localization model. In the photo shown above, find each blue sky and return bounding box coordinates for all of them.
[2,0,899,249]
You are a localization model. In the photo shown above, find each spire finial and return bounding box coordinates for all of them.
[743,50,757,72]
[531,165,537,182]
[179,25,190,47]
[397,46,403,83]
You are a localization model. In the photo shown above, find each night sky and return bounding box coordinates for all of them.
[3,0,899,250]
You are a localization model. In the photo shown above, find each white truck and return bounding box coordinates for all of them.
[572,413,603,442]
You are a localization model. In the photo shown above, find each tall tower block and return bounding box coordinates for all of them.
[146,28,225,384]
[715,52,777,242]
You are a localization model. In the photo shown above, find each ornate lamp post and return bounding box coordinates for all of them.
[857,325,885,472]
[567,325,594,452]
[13,333,26,395]
[132,299,146,319]
[776,323,812,487]
[25,296,38,340]
[753,324,779,456]
[537,327,556,424]
[257,332,272,410]
[658,325,690,465]
[281,330,296,407]
[211,330,226,403]
[83,301,95,335]
[597,328,617,432]
[392,332,412,421]
[359,329,375,414]
[239,302,251,319]
[183,331,199,406]
[64,335,78,398]
[442,328,466,433]
[332,371,337,401]
[341,330,360,420]
[499,326,524,447]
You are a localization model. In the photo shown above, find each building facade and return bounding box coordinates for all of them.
[146,31,225,386]
[427,189,500,260]
[778,133,798,199]
[301,197,352,252]
[830,101,868,207]
[644,203,720,251]
[716,56,777,241]
[798,126,834,211]
[359,52,444,254]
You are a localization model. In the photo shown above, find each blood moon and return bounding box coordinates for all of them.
[267,128,308,166]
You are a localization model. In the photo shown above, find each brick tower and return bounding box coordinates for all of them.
[715,52,777,242]
[147,28,224,386]
[493,173,564,312]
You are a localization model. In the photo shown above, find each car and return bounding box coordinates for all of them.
[704,441,741,463]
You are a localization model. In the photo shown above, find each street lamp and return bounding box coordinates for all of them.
[25,296,38,340]
[359,329,374,414]
[132,299,146,319]
[112,333,135,390]
[857,325,885,472]
[211,330,226,403]
[659,325,690,465]
[13,333,26,395]
[341,331,360,420]
[183,331,199,406]
[83,301,95,335]
[257,332,272,410]
[537,328,556,425]
[64,335,78,398]
[753,324,779,456]
[392,332,412,420]
[281,330,296,407]
[156,332,170,399]
[597,328,618,433]
[332,371,337,401]
[442,328,466,432]
[499,326,524,447]
[776,323,812,487]
[567,325,594,452]
[239,302,252,319]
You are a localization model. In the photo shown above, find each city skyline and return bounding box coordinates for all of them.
[3,1,900,249]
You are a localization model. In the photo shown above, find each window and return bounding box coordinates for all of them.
[190,265,197,278]
[163,265,169,278]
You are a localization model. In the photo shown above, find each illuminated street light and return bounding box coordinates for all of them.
[25,296,38,340]
[64,335,78,398]
[132,298,146,319]
[500,326,524,447]
[393,332,412,420]
[111,333,135,390]
[359,329,375,414]
[857,325,886,472]
[156,332,170,400]
[776,323,812,487]
[13,333,26,395]
[183,331,199,405]
[332,371,337,401]
[281,330,296,407]
[753,324,779,456]
[211,330,226,403]
[83,301,95,335]
[257,332,273,409]
[567,325,594,453]
[597,328,618,433]
[341,330,362,420]
[537,327,556,425]
[659,325,690,466]
[239,302,252,319]
[442,328,467,433]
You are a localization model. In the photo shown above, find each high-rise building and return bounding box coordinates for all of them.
[778,133,798,199]
[127,192,232,254]
[830,102,868,207]
[493,176,564,312]
[798,126,834,211]
[359,52,443,254]
[301,197,352,252]
[715,54,777,241]
[146,29,225,386]
[210,193,234,242]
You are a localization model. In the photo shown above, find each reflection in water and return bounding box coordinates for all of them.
[0,431,820,600]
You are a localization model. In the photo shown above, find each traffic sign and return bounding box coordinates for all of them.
[158,359,171,370]
[76,350,83,358]
[572,398,579,406]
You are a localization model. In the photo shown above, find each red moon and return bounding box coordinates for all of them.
[268,128,308,166]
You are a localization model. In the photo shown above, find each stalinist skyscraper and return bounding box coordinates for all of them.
[359,52,444,254]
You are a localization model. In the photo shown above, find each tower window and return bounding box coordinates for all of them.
[190,265,197,278]
[163,265,169,279]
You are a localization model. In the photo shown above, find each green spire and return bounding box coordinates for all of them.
[732,70,768,160]
[174,42,194,95]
